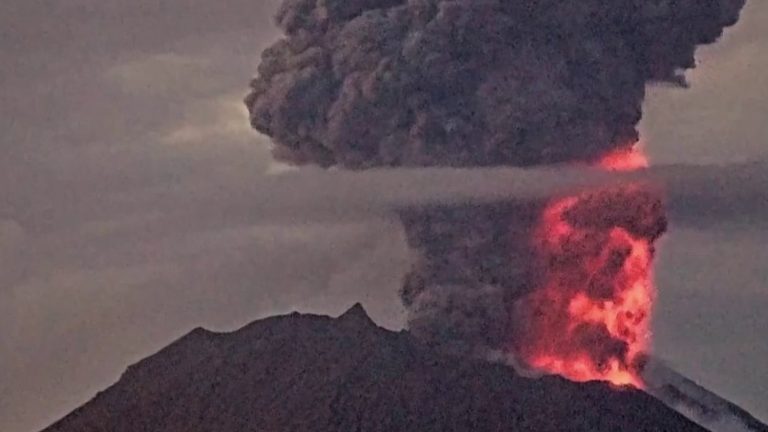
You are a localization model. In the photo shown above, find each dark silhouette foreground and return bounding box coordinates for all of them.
[44,304,707,432]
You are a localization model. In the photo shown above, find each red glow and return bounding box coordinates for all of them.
[598,145,649,171]
[517,144,662,389]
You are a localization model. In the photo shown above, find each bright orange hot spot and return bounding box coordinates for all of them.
[598,145,649,171]
[517,144,660,389]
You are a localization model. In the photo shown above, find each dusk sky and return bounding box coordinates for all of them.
[1,2,767,431]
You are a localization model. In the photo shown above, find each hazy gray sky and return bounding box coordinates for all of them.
[1,2,767,431]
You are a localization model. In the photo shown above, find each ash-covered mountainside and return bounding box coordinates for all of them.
[44,304,707,432]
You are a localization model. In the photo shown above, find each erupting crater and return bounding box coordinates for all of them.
[517,145,665,388]
[244,0,747,406]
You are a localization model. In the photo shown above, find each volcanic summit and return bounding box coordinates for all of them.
[43,305,713,432]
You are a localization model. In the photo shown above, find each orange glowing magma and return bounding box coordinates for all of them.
[598,145,650,171]
[522,144,655,388]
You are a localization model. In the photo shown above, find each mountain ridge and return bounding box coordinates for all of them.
[43,304,709,432]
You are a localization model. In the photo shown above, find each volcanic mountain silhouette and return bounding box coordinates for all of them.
[43,304,714,432]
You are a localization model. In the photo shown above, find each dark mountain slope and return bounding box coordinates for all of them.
[43,304,707,432]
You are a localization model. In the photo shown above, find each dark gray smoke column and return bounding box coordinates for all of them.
[246,0,746,352]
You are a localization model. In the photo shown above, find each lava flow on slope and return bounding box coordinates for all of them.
[516,145,667,388]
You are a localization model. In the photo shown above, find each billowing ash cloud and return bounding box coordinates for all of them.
[246,0,746,355]
[247,0,745,169]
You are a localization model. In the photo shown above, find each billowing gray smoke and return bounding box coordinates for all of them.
[248,0,744,168]
[246,0,746,354]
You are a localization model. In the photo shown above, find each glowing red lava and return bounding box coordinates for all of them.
[518,144,663,388]
[598,145,650,171]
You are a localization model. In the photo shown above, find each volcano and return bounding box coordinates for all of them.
[40,305,766,432]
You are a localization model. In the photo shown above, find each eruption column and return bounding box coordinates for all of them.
[516,145,665,387]
[247,0,746,388]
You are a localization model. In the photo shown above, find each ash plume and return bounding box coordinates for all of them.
[246,0,746,357]
[248,0,744,169]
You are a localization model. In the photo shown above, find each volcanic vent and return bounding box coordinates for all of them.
[246,0,746,385]
[514,147,665,387]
